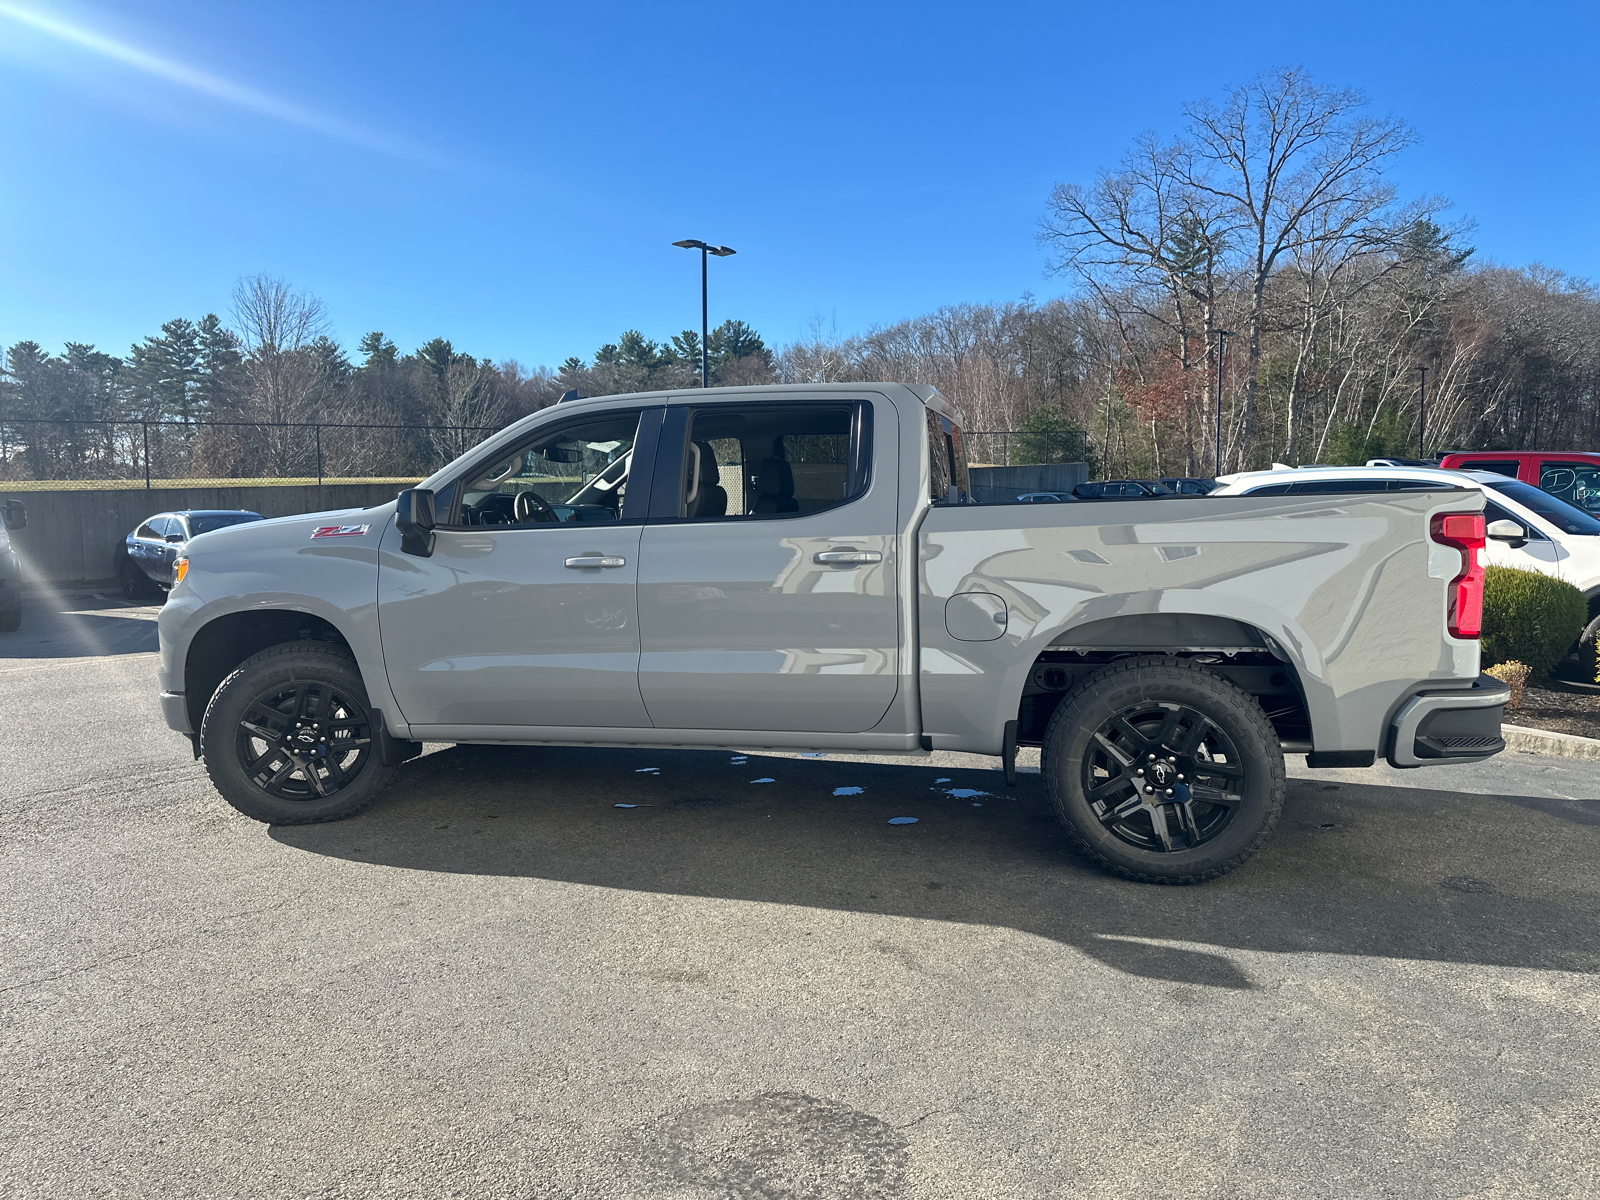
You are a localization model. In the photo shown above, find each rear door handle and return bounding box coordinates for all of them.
[813,550,882,565]
[565,555,627,569]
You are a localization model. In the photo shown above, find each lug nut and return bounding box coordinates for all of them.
[1148,753,1157,761]
[1144,786,1153,794]
[1135,768,1144,776]
[1165,788,1174,797]
[1177,773,1185,781]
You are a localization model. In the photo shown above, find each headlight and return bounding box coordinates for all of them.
[173,556,189,585]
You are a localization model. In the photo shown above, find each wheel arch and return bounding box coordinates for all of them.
[1015,612,1322,751]
[183,607,357,735]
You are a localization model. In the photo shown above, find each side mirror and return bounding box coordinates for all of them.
[1486,518,1527,548]
[165,533,185,544]
[2,500,25,531]
[396,488,436,557]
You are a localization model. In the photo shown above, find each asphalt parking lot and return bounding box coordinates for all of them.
[4,594,1599,1199]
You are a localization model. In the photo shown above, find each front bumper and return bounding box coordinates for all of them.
[1386,673,1511,768]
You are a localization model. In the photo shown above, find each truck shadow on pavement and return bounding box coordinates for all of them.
[271,745,1600,989]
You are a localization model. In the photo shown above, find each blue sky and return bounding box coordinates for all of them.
[1,0,1596,369]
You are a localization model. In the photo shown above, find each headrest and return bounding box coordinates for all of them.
[693,441,720,485]
[757,458,794,497]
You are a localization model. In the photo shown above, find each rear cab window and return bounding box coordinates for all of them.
[926,409,970,503]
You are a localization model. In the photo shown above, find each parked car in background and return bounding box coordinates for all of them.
[0,499,26,632]
[1366,458,1442,469]
[1214,464,1600,663]
[1014,491,1076,503]
[1437,450,1600,516]
[1072,479,1175,499]
[1159,477,1219,495]
[118,510,264,599]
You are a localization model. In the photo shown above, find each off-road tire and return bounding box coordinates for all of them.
[201,641,395,824]
[1041,655,1286,884]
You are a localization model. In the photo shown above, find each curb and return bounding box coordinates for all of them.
[1502,723,1600,761]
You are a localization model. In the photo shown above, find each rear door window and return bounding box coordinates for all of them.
[667,403,870,520]
[1243,483,1294,495]
[1539,461,1600,513]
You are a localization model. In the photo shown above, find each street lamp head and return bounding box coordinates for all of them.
[673,239,710,251]
[707,245,736,257]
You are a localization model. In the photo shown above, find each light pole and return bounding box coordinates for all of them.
[1213,329,1235,476]
[672,239,736,387]
[1418,364,1429,458]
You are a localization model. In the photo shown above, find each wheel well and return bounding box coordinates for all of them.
[1018,628,1312,750]
[184,610,352,732]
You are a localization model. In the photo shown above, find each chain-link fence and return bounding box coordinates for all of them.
[0,419,1079,488]
[0,418,500,489]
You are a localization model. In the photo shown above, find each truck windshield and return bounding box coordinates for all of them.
[1489,480,1600,535]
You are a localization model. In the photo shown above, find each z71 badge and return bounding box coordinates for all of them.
[310,524,370,539]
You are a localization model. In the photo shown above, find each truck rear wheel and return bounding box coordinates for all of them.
[1041,656,1285,884]
[200,641,396,825]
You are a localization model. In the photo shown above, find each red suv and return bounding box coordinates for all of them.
[1437,451,1600,515]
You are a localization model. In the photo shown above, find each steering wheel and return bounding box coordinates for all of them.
[513,489,560,524]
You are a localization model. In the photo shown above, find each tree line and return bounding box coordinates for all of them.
[4,67,1598,483]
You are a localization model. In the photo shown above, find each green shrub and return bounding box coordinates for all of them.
[1480,566,1587,680]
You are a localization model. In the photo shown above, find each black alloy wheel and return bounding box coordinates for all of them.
[1080,701,1246,854]
[1042,656,1285,884]
[236,678,374,802]
[201,641,396,824]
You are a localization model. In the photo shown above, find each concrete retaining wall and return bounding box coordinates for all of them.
[3,483,414,589]
[969,463,1089,504]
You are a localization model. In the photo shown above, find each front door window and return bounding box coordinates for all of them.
[455,415,640,527]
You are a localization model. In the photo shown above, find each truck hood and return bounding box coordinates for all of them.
[182,500,397,556]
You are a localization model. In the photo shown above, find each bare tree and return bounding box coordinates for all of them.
[1181,67,1416,465]
[229,275,335,475]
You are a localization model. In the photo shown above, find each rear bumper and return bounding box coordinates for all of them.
[1386,673,1510,768]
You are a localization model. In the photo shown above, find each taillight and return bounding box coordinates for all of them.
[1430,512,1485,639]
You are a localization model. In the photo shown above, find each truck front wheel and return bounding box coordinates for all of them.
[200,641,396,824]
[1041,656,1285,884]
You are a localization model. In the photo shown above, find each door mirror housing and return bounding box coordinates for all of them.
[396,488,436,557]
[164,533,185,544]
[2,499,25,531]
[1485,518,1527,548]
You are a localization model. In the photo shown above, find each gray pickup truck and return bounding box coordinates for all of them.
[157,384,1508,883]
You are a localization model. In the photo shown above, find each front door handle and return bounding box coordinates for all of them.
[565,555,627,569]
[813,550,882,565]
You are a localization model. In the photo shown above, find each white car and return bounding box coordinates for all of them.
[1214,464,1600,649]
